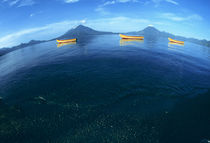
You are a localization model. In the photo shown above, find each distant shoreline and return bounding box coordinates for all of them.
[1,25,209,57]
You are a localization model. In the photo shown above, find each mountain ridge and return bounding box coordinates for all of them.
[0,40,46,56]
[127,26,210,47]
[57,25,115,40]
[1,25,210,56]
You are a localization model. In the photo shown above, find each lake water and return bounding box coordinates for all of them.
[0,35,210,143]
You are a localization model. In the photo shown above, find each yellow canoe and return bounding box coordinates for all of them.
[168,38,184,44]
[119,34,144,40]
[120,39,144,42]
[56,38,77,43]
[57,42,76,48]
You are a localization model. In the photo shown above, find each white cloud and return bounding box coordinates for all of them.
[18,0,35,7]
[96,0,139,15]
[151,0,179,6]
[85,17,154,33]
[64,0,79,3]
[0,27,46,48]
[161,13,203,21]
[162,13,184,21]
[95,7,110,15]
[187,14,203,21]
[29,11,42,18]
[165,0,178,5]
[117,0,138,2]
[0,20,82,48]
[0,17,164,48]
[103,1,116,6]
[80,19,87,24]
[3,0,35,7]
[9,0,20,6]
[102,0,138,6]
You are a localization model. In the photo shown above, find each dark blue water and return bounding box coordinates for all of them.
[0,35,210,143]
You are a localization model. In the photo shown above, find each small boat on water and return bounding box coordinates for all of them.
[56,38,77,43]
[57,42,76,48]
[119,34,144,40]
[168,38,184,44]
[120,39,144,42]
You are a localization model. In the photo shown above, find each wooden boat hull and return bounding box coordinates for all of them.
[56,38,77,43]
[168,38,184,44]
[57,42,76,48]
[120,39,144,42]
[119,34,144,40]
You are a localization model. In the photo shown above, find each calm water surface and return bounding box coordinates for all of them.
[0,35,210,143]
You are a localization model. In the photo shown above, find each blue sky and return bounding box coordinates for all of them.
[0,0,210,48]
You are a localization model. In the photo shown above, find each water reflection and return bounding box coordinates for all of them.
[57,42,76,48]
[120,39,144,46]
[144,35,159,49]
[168,42,184,52]
[201,45,210,59]
[168,42,184,47]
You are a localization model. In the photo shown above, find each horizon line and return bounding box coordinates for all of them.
[0,24,209,49]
